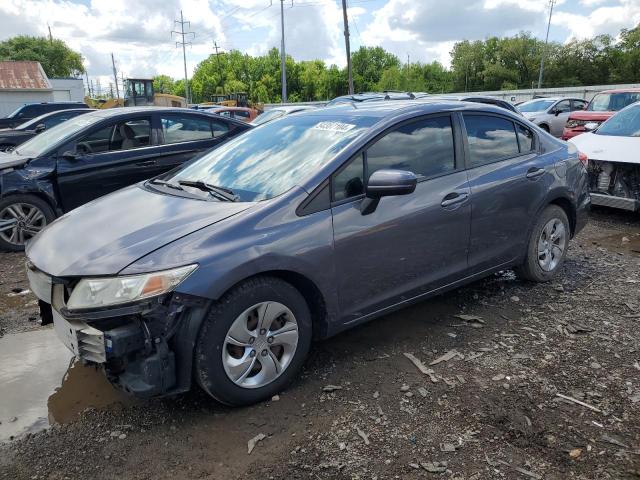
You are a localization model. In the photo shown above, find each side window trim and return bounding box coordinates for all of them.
[458,112,538,170]
[74,116,153,157]
[328,113,461,207]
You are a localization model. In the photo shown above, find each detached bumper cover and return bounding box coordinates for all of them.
[26,262,210,398]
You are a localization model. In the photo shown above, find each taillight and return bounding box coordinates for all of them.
[578,152,588,168]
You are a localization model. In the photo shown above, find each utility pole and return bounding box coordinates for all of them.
[47,24,53,44]
[537,0,556,89]
[172,10,195,104]
[84,71,91,96]
[111,53,120,100]
[279,0,288,103]
[213,41,223,93]
[341,0,354,95]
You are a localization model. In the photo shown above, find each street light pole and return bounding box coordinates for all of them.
[280,0,287,103]
[537,0,556,89]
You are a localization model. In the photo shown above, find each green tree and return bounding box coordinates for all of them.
[153,75,175,94]
[0,35,84,77]
[352,46,401,92]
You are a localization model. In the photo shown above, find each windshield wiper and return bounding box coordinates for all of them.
[178,180,239,202]
[149,178,184,191]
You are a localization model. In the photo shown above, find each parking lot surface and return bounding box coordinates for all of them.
[0,208,639,480]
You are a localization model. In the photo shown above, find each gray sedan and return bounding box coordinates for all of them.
[26,100,590,405]
[519,97,589,136]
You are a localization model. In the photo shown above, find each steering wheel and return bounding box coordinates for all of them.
[76,142,93,155]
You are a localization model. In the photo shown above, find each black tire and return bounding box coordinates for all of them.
[539,124,550,133]
[0,195,56,252]
[195,276,312,406]
[515,205,570,282]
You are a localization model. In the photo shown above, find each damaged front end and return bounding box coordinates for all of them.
[27,262,210,398]
[587,160,640,211]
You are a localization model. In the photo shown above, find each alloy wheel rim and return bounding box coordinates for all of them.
[537,218,566,272]
[222,301,299,389]
[0,203,47,246]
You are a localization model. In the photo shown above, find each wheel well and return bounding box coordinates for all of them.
[539,123,550,131]
[232,270,329,340]
[0,192,57,217]
[549,197,576,236]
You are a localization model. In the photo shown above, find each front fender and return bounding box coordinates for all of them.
[122,188,340,329]
[0,159,59,212]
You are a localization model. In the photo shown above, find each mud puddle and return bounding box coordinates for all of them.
[0,328,131,442]
[591,230,640,255]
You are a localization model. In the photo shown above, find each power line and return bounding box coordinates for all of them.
[172,10,195,104]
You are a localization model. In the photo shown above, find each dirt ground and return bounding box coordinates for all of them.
[1,207,639,480]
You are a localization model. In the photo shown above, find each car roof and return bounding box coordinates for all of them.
[86,107,220,118]
[597,88,640,94]
[23,101,87,106]
[270,105,316,112]
[304,99,521,119]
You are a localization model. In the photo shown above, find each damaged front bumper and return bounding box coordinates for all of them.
[26,263,210,398]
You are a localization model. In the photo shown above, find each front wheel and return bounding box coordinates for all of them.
[195,276,312,406]
[515,205,570,282]
[0,195,56,251]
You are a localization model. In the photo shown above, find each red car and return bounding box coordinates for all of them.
[562,88,640,140]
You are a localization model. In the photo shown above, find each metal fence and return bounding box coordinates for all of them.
[264,83,640,109]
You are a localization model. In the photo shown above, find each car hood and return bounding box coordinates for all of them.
[569,132,640,165]
[568,111,614,122]
[0,150,31,169]
[26,184,254,277]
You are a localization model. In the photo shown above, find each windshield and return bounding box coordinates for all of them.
[167,114,375,201]
[596,103,640,137]
[14,112,55,131]
[518,99,556,113]
[587,92,640,112]
[251,109,286,126]
[14,113,100,157]
[6,105,25,118]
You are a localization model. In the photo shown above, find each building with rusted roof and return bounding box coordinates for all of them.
[0,61,84,117]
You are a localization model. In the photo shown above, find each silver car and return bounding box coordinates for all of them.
[519,97,589,137]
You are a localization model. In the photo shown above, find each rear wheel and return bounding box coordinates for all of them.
[195,276,312,406]
[515,205,569,282]
[0,195,56,251]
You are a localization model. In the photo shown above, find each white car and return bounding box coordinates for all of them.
[569,102,640,211]
[518,97,589,137]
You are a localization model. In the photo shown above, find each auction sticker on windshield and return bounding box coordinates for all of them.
[312,121,356,132]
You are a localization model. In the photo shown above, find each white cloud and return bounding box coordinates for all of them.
[553,0,640,40]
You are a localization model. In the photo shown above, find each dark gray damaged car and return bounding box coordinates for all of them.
[26,100,590,405]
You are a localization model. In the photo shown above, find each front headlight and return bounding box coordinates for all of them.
[67,264,197,310]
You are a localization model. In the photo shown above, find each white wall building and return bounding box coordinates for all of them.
[0,61,85,117]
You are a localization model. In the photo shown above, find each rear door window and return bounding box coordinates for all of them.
[463,115,520,167]
[160,115,219,144]
[516,124,535,152]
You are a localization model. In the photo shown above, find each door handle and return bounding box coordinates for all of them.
[526,167,545,179]
[136,160,156,167]
[441,192,469,207]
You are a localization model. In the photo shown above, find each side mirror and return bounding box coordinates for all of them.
[361,169,417,215]
[61,150,77,161]
[35,123,46,133]
[584,122,599,132]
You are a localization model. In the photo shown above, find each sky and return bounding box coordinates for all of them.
[0,0,639,94]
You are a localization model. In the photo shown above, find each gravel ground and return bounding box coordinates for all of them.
[0,208,639,480]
